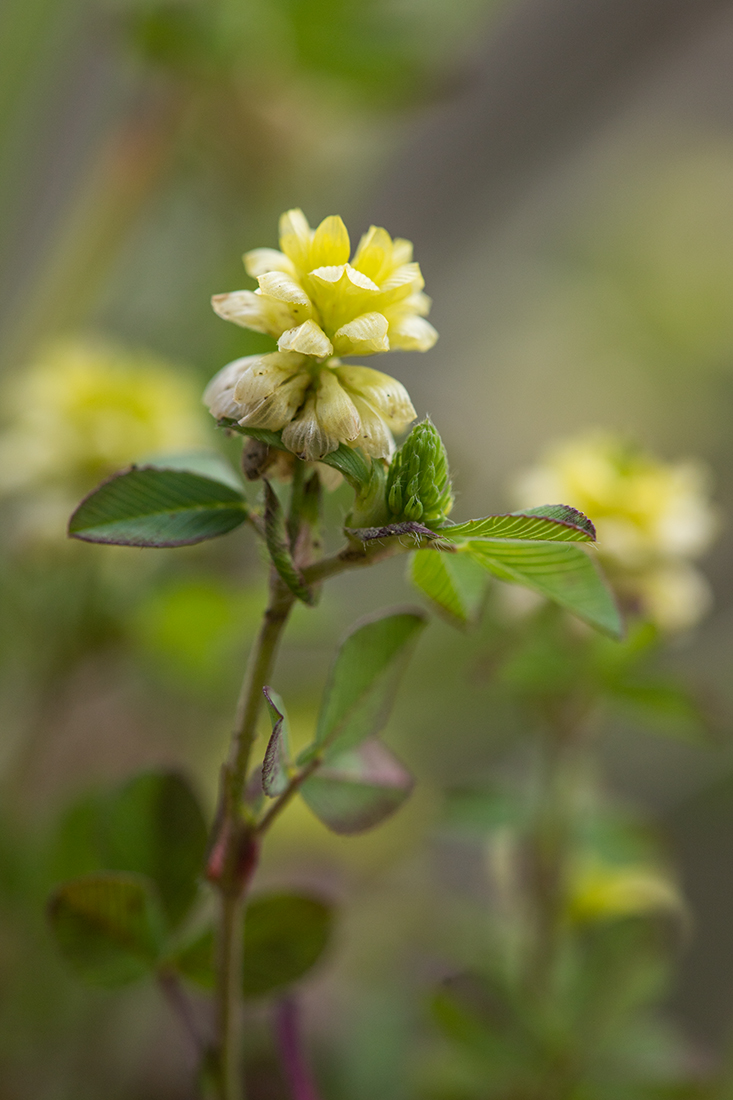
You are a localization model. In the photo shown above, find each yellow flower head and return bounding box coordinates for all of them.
[0,338,208,494]
[514,430,718,630]
[213,209,437,358]
[206,210,431,460]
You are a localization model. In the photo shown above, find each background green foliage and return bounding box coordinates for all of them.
[2,0,733,1098]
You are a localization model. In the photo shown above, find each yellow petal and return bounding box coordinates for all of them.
[278,319,333,358]
[347,395,394,459]
[335,365,416,429]
[315,368,361,444]
[352,226,392,281]
[332,312,389,356]
[309,215,350,269]
[387,315,438,352]
[243,248,296,279]
[378,262,424,301]
[279,208,312,272]
[390,238,413,266]
[256,271,311,306]
[211,291,296,338]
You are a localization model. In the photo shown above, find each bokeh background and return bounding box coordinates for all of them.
[4,0,733,1096]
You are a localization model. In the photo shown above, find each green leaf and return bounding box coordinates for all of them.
[262,688,292,797]
[69,467,249,547]
[101,771,208,928]
[443,787,528,834]
[172,892,334,998]
[263,482,314,605]
[301,739,413,835]
[312,608,427,757]
[440,505,596,543]
[141,451,244,492]
[243,893,333,997]
[409,549,487,625]
[48,873,165,987]
[462,540,623,638]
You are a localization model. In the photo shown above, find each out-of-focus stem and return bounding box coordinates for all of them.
[275,997,322,1100]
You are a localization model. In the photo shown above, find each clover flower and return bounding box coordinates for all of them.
[205,210,435,461]
[514,431,718,631]
[0,338,208,539]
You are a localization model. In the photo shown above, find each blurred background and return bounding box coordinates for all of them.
[4,0,733,1096]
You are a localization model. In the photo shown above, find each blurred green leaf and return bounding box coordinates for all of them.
[48,873,164,988]
[443,787,527,834]
[69,467,248,547]
[262,688,292,797]
[310,608,427,758]
[101,771,208,928]
[410,549,486,626]
[441,505,596,543]
[243,892,333,997]
[301,739,413,835]
[173,892,334,997]
[462,540,623,639]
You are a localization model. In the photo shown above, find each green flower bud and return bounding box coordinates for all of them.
[386,419,453,528]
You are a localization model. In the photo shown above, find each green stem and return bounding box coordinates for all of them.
[213,571,295,1100]
[216,891,247,1100]
[212,529,409,1099]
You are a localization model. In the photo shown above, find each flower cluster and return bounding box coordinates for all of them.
[515,431,718,631]
[0,339,207,539]
[205,210,437,461]
[0,339,207,492]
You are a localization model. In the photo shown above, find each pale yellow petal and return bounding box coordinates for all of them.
[335,365,416,429]
[279,208,312,272]
[232,352,305,409]
[332,312,389,356]
[309,215,350,268]
[278,319,333,358]
[203,356,261,420]
[347,395,394,459]
[238,372,310,432]
[281,397,337,461]
[315,367,361,445]
[352,226,393,281]
[387,315,438,352]
[211,290,295,338]
[243,248,296,279]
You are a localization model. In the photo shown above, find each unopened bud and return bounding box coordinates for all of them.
[386,419,453,528]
